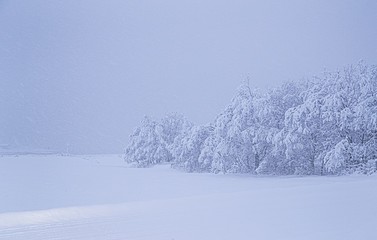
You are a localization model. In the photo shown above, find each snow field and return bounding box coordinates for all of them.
[1,154,377,239]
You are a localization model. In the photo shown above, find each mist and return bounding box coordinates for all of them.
[1,0,377,154]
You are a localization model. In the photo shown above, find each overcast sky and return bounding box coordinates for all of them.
[1,0,377,153]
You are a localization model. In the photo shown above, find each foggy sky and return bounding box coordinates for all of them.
[1,0,377,153]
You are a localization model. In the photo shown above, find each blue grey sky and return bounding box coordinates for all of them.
[1,0,376,153]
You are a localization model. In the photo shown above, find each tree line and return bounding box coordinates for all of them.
[124,63,377,175]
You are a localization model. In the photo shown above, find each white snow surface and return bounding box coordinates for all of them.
[1,154,377,240]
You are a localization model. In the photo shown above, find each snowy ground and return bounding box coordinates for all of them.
[1,154,377,240]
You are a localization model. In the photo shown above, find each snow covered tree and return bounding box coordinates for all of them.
[256,82,303,174]
[208,83,257,173]
[124,116,170,167]
[322,63,377,174]
[171,125,213,172]
[160,113,193,146]
[124,114,192,167]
